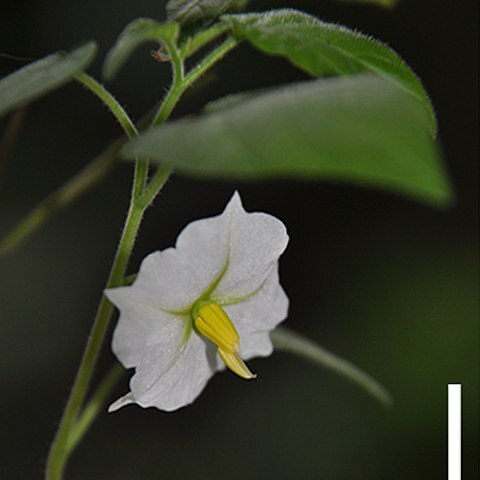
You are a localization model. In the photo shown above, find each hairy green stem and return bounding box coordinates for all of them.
[75,72,149,200]
[45,33,240,480]
[75,72,138,140]
[138,163,174,209]
[152,36,238,126]
[46,72,146,480]
[152,38,184,126]
[183,36,238,90]
[45,198,146,480]
[179,22,229,58]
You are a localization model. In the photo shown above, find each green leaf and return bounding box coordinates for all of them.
[123,74,453,206]
[102,19,179,81]
[166,0,249,24]
[203,89,262,113]
[334,0,399,7]
[222,9,436,135]
[0,42,96,120]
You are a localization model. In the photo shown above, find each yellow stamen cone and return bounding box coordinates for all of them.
[195,302,240,353]
[218,348,257,380]
[194,301,256,380]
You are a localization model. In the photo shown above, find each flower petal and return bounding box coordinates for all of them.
[116,192,287,312]
[129,333,217,411]
[127,194,240,312]
[127,247,219,312]
[213,193,289,298]
[108,391,135,412]
[107,285,217,411]
[223,264,288,333]
[216,264,289,366]
[106,286,186,369]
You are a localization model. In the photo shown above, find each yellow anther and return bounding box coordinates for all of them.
[217,348,257,380]
[195,302,240,353]
[194,301,256,380]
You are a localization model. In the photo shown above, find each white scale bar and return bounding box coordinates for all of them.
[448,384,461,480]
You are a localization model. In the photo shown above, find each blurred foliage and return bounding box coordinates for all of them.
[223,9,436,134]
[0,0,477,479]
[166,0,250,24]
[126,75,450,205]
[0,43,96,119]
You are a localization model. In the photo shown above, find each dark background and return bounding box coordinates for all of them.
[0,1,477,479]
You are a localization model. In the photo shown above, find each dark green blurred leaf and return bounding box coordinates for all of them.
[102,19,179,81]
[0,43,96,120]
[222,9,436,135]
[167,0,249,25]
[123,74,452,206]
[335,0,399,7]
[203,89,261,112]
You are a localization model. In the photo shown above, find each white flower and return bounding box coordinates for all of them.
[106,192,289,412]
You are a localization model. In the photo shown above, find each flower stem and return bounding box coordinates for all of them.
[152,36,238,126]
[151,38,184,127]
[45,198,146,480]
[46,94,156,480]
[75,72,138,140]
[139,163,173,208]
[75,72,149,200]
[183,36,238,91]
[179,22,229,58]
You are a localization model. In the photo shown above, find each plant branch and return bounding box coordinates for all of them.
[0,107,26,189]
[271,327,393,408]
[45,196,146,480]
[0,140,122,255]
[152,36,238,126]
[139,163,173,209]
[183,36,238,90]
[45,30,240,480]
[65,364,125,455]
[75,72,137,140]
[179,22,229,58]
